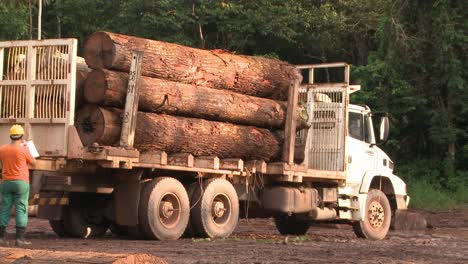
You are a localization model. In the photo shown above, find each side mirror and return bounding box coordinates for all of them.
[377,116,390,143]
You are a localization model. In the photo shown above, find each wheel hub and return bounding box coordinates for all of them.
[161,201,174,218]
[368,200,385,229]
[210,194,232,227]
[212,200,226,218]
[158,193,181,228]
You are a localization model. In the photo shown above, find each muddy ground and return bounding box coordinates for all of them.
[2,208,467,264]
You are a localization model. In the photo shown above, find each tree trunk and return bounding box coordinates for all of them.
[75,57,91,108]
[76,105,281,161]
[83,31,297,100]
[84,69,287,128]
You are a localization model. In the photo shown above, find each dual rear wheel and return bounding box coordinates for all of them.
[189,178,239,238]
[49,176,239,240]
[138,177,190,240]
[127,177,239,240]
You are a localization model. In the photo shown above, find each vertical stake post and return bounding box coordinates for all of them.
[282,72,301,165]
[119,51,144,148]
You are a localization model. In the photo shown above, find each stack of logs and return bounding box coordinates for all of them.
[76,32,302,161]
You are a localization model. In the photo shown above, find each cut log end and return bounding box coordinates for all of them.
[75,105,122,146]
[84,31,116,69]
[84,69,108,104]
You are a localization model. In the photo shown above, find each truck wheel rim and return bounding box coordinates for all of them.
[158,192,181,228]
[368,200,385,229]
[211,194,231,227]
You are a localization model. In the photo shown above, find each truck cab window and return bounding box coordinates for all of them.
[364,115,372,144]
[348,112,364,141]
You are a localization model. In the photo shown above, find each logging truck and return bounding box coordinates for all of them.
[0,38,410,241]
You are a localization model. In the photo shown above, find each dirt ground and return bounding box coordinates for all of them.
[1,208,467,264]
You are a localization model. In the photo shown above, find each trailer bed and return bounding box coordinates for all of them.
[51,143,346,183]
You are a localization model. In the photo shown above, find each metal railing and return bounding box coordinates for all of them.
[296,63,350,172]
[0,39,77,156]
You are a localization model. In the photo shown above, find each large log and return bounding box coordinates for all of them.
[75,57,91,107]
[84,31,297,100]
[76,105,281,161]
[84,69,286,128]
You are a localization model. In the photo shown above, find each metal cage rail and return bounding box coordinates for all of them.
[0,39,77,156]
[296,63,352,173]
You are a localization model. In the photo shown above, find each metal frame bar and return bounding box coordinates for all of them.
[297,62,350,86]
[0,80,68,85]
[282,75,300,164]
[120,51,143,148]
[0,48,3,115]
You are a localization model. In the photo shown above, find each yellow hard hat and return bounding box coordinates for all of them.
[10,124,25,135]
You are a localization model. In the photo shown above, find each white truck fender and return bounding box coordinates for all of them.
[359,171,407,195]
[358,171,409,217]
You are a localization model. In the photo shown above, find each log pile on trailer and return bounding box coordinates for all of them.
[76,105,281,160]
[83,32,295,99]
[77,31,303,161]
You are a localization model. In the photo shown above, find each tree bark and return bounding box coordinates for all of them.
[76,105,281,161]
[83,31,297,100]
[75,57,91,107]
[84,69,287,128]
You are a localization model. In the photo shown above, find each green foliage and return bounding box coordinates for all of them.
[406,181,457,209]
[0,2,29,40]
[396,159,468,209]
[352,0,467,180]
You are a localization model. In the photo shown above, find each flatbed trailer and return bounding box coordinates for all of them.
[0,38,409,241]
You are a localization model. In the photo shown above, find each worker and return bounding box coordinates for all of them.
[0,125,36,246]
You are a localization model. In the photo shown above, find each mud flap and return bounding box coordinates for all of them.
[113,169,143,226]
[36,191,69,220]
[392,210,428,231]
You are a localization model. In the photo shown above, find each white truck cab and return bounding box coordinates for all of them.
[287,64,410,240]
[341,104,409,239]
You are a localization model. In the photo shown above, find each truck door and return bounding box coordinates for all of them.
[346,110,376,183]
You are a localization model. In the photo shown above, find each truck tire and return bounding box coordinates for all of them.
[353,189,392,240]
[191,178,239,238]
[62,207,110,238]
[274,215,310,235]
[49,220,71,237]
[139,177,190,240]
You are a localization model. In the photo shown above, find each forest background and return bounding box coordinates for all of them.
[1,0,466,209]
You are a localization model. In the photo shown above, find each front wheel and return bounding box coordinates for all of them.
[353,189,392,240]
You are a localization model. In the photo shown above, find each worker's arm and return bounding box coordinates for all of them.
[29,156,37,167]
[22,144,36,167]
